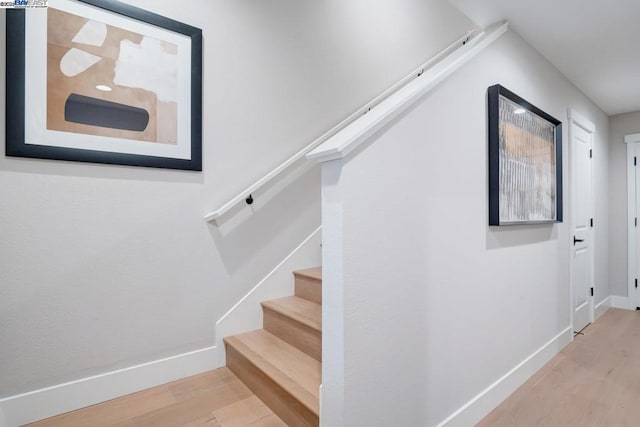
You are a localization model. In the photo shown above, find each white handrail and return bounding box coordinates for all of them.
[205,27,481,224]
[307,21,509,163]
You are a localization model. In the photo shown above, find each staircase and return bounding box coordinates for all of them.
[224,267,322,426]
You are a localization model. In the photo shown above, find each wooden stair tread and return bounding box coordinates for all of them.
[261,296,321,332]
[223,330,321,416]
[293,267,322,281]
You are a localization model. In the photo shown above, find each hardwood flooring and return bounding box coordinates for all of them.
[225,330,321,426]
[479,308,640,426]
[26,368,286,427]
[29,305,638,426]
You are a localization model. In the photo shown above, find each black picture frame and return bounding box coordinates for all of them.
[488,84,563,226]
[6,0,203,171]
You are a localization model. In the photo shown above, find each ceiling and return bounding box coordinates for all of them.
[449,0,640,116]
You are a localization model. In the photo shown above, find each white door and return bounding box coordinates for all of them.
[570,116,594,333]
[625,137,640,310]
[626,137,640,309]
[634,144,640,309]
[625,138,640,310]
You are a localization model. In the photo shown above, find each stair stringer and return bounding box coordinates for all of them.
[215,226,322,365]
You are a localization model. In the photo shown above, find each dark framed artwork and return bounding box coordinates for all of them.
[488,84,562,226]
[6,0,203,170]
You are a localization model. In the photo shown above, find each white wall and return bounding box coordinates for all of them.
[322,30,609,426]
[0,0,474,399]
[608,111,640,297]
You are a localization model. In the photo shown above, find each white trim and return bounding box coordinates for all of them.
[611,295,631,310]
[0,345,218,427]
[567,109,596,133]
[204,29,478,224]
[319,159,346,427]
[594,296,612,320]
[436,327,573,427]
[628,141,636,307]
[0,229,323,427]
[215,225,322,364]
[627,137,640,309]
[624,133,640,144]
[567,109,596,332]
[594,294,634,314]
[216,225,321,325]
[628,141,635,306]
[307,21,509,163]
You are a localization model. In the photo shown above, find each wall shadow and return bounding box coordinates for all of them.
[486,223,558,249]
[207,163,321,277]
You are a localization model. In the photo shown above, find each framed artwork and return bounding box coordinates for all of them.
[488,84,562,225]
[6,0,203,170]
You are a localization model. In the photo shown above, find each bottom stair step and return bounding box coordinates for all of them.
[224,330,321,427]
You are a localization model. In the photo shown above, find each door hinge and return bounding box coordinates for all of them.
[590,287,594,297]
[636,217,638,227]
[636,278,638,289]
[590,218,594,227]
[635,156,637,166]
[589,149,593,158]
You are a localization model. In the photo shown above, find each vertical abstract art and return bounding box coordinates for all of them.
[488,85,562,225]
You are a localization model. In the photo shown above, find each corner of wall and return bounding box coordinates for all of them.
[595,294,633,319]
[594,295,612,320]
[611,295,631,310]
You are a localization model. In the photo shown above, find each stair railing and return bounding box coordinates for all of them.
[205,26,487,225]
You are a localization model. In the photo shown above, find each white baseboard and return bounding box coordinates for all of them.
[436,327,573,427]
[594,296,612,320]
[595,295,632,314]
[0,345,218,427]
[611,295,630,310]
[216,225,322,365]
[0,226,322,427]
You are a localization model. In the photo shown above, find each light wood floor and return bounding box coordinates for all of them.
[27,307,640,427]
[479,308,640,426]
[27,368,286,427]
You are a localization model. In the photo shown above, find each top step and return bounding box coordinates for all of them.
[294,267,322,281]
[293,267,322,304]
